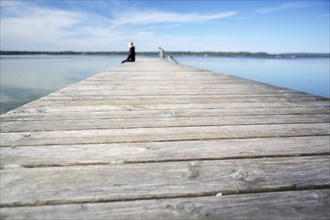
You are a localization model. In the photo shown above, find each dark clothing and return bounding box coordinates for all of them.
[122,46,135,63]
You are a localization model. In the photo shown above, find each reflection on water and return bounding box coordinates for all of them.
[0,55,123,114]
[177,56,330,98]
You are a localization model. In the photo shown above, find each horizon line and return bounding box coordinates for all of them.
[1,50,329,55]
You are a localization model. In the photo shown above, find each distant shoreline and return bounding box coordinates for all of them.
[1,50,329,58]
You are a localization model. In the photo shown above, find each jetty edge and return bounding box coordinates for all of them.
[0,58,329,219]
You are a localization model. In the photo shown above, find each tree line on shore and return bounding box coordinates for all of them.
[1,50,329,58]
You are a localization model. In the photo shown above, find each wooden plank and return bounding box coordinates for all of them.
[48,91,307,98]
[1,156,329,206]
[53,85,301,93]
[6,101,329,116]
[1,123,329,147]
[1,106,329,121]
[13,97,322,106]
[11,96,329,110]
[1,114,329,132]
[1,189,329,220]
[1,136,329,168]
[43,93,313,100]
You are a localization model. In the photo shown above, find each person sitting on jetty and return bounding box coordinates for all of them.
[121,42,135,63]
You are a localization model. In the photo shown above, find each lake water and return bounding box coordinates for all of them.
[0,55,329,115]
[0,55,123,114]
[177,56,330,99]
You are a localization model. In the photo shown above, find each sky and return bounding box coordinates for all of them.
[0,0,329,53]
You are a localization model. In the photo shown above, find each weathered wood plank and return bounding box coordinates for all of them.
[1,156,329,206]
[1,106,329,121]
[6,101,329,116]
[48,91,307,99]
[43,93,313,100]
[53,85,302,93]
[11,97,328,112]
[1,136,328,168]
[15,95,327,106]
[1,123,329,147]
[1,189,329,220]
[1,114,329,132]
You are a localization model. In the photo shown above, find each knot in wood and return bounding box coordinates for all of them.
[232,170,250,181]
[184,161,199,180]
[176,201,196,213]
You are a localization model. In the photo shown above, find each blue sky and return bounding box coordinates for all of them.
[0,0,329,53]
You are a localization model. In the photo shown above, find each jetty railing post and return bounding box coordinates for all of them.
[159,46,179,64]
[159,47,165,59]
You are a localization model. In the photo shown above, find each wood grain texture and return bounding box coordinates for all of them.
[1,136,329,168]
[1,123,329,147]
[1,114,329,132]
[1,156,329,206]
[1,106,329,122]
[1,189,329,220]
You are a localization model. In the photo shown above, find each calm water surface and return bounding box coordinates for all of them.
[0,55,123,114]
[1,55,329,115]
[177,56,330,98]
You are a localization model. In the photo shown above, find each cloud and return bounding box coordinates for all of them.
[111,10,237,26]
[1,0,237,51]
[1,9,79,49]
[255,2,309,14]
[0,1,123,50]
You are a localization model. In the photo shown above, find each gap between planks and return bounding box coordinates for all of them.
[1,187,330,208]
[1,153,328,169]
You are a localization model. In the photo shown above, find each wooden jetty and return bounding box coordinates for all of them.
[1,58,329,219]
